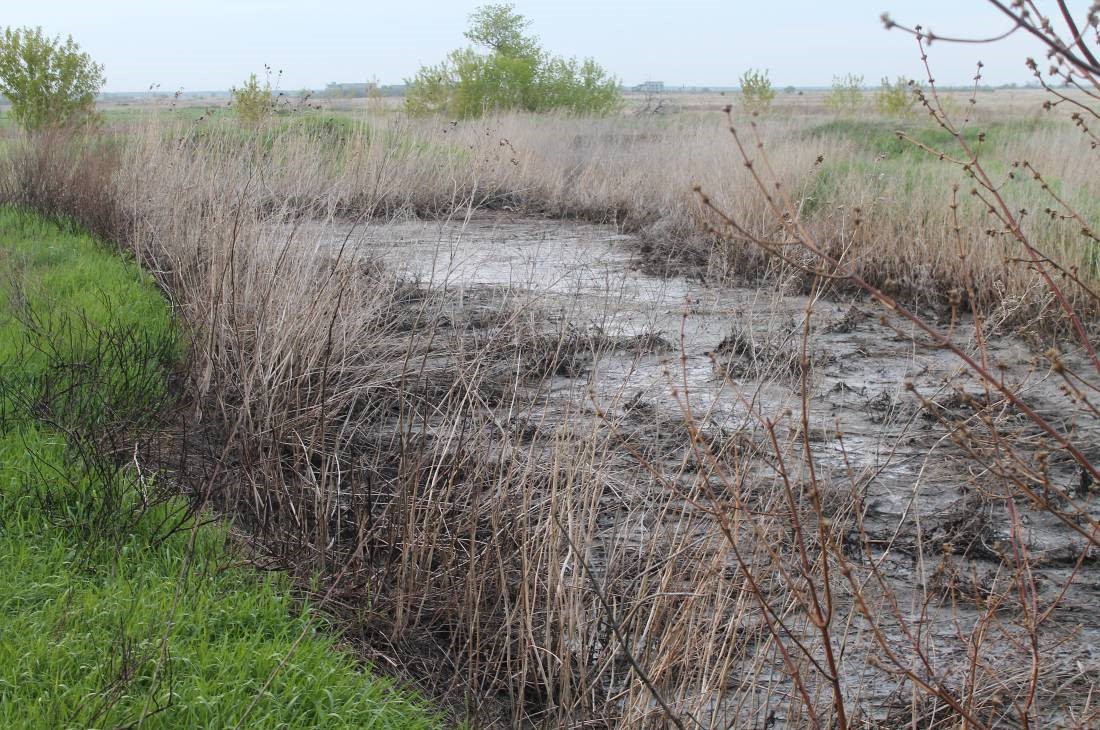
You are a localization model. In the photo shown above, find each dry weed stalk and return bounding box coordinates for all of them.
[687,2,1100,726]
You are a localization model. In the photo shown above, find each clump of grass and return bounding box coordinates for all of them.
[710,317,834,381]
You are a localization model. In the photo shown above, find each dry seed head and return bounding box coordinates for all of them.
[1045,347,1065,373]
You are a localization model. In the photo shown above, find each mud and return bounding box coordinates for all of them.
[314,214,1100,725]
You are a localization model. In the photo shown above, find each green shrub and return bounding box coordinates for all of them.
[0,26,105,131]
[232,72,275,126]
[738,68,776,113]
[823,73,864,114]
[406,3,621,117]
[875,76,918,117]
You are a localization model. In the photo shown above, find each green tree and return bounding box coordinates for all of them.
[0,26,105,131]
[232,72,275,126]
[405,3,620,117]
[738,68,775,113]
[464,3,540,57]
[823,73,864,114]
[875,76,918,116]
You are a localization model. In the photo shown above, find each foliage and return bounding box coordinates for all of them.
[0,26,104,131]
[738,68,776,113]
[823,73,864,113]
[464,2,540,57]
[404,55,461,116]
[405,3,620,117]
[232,72,275,126]
[0,207,439,729]
[874,76,918,116]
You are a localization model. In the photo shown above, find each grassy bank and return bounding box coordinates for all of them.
[0,207,436,729]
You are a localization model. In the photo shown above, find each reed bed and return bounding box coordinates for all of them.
[83,88,1100,319]
[0,79,1097,727]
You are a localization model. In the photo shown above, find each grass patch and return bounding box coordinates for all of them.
[804,117,1054,159]
[0,207,438,729]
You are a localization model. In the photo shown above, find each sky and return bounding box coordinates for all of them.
[4,1,1091,92]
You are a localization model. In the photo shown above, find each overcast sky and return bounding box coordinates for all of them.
[4,1,1090,92]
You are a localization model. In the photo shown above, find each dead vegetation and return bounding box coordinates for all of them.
[20,81,1097,324]
[0,6,1098,726]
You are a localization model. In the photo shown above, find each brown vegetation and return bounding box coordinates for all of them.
[1,19,1098,726]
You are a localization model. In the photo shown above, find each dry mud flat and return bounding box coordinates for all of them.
[316,214,1100,725]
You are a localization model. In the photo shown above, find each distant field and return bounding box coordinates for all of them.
[80,85,1060,115]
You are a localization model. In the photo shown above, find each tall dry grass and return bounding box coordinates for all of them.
[82,93,1097,322]
[0,72,1096,727]
[0,121,779,725]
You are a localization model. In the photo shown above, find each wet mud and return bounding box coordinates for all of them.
[311,214,1100,725]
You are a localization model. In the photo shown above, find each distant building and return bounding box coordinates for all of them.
[634,81,664,94]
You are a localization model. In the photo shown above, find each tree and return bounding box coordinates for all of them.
[405,3,620,117]
[464,3,540,58]
[738,68,775,113]
[874,76,918,116]
[231,72,275,126]
[823,73,864,113]
[0,26,105,131]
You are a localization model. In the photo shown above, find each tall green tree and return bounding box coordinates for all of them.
[0,26,105,131]
[406,3,620,117]
[464,3,540,57]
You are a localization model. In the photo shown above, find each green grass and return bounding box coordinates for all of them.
[804,117,1054,160]
[1,105,234,131]
[0,207,438,729]
[797,118,1052,216]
